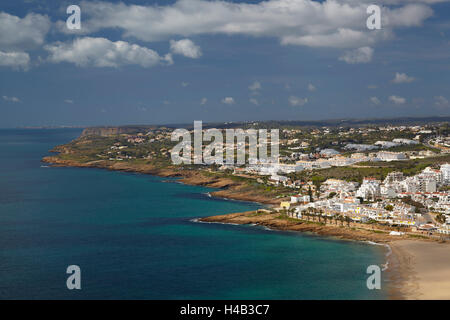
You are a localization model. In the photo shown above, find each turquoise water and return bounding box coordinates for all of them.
[0,129,387,299]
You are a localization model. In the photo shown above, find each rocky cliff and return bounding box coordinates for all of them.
[81,126,158,137]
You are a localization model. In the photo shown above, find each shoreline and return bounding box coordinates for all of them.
[42,156,283,205]
[42,155,450,300]
[197,211,404,243]
[198,211,450,300]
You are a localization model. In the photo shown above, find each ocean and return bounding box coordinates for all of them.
[0,128,387,299]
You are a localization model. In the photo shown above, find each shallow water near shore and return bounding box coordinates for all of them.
[0,129,387,299]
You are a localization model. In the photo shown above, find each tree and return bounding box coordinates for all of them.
[384,204,394,211]
[334,214,340,225]
[308,186,313,201]
[305,208,312,221]
[287,208,294,218]
[345,216,352,227]
[318,209,324,223]
[300,210,305,219]
[336,214,344,226]
[436,213,447,225]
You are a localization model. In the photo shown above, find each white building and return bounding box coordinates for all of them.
[392,138,419,145]
[400,177,418,193]
[291,195,310,204]
[416,176,437,193]
[320,149,340,157]
[422,167,443,185]
[377,151,407,162]
[441,164,450,185]
[375,141,400,148]
[381,185,397,198]
[356,178,381,201]
[384,171,404,184]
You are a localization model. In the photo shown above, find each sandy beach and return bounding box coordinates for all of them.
[200,211,450,300]
[388,240,450,299]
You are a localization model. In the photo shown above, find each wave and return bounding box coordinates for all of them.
[190,218,241,226]
[366,241,392,271]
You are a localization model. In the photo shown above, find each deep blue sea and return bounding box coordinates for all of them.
[0,129,387,299]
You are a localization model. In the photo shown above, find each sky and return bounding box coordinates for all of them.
[0,0,450,127]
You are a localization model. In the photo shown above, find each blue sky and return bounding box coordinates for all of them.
[1,0,450,127]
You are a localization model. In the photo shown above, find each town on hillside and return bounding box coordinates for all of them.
[49,119,450,239]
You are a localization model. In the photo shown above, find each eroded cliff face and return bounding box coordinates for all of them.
[81,127,121,137]
[81,126,159,137]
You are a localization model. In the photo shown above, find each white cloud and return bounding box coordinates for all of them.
[0,12,39,71]
[435,96,449,107]
[289,96,308,106]
[368,84,377,89]
[339,46,373,64]
[163,53,174,65]
[170,39,202,58]
[200,97,207,105]
[389,95,406,104]
[282,29,376,49]
[64,99,74,104]
[250,98,259,105]
[45,37,169,68]
[308,84,316,92]
[222,97,235,105]
[249,81,261,91]
[0,51,30,70]
[392,72,415,84]
[383,3,433,27]
[69,0,434,50]
[181,81,189,87]
[370,97,381,105]
[381,1,448,4]
[2,95,20,103]
[0,12,50,51]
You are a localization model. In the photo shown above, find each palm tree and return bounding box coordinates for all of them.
[345,216,352,227]
[334,214,339,225]
[337,214,345,226]
[305,208,311,221]
[287,208,294,218]
[310,208,315,221]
